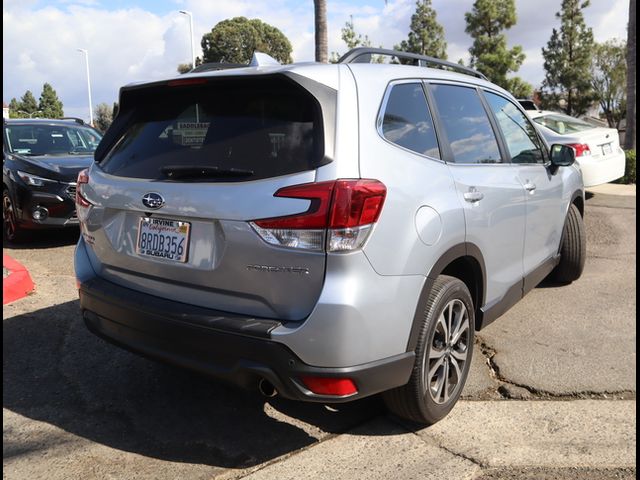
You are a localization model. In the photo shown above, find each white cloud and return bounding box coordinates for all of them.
[3,4,190,121]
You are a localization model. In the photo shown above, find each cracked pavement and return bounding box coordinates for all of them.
[3,191,636,479]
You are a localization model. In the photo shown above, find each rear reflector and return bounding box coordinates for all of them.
[251,179,386,252]
[300,376,358,396]
[568,143,591,157]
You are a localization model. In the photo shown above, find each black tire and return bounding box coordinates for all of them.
[3,188,24,243]
[553,204,586,283]
[383,275,474,426]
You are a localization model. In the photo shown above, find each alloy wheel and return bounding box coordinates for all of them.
[423,299,470,404]
[3,192,17,240]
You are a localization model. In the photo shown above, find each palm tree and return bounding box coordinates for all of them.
[314,0,328,62]
[624,0,636,149]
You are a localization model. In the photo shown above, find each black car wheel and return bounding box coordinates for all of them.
[553,204,586,283]
[383,275,474,425]
[3,188,23,243]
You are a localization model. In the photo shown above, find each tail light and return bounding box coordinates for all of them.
[250,179,386,252]
[75,169,93,208]
[568,143,591,157]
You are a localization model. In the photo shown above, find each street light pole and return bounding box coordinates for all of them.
[77,49,94,126]
[179,10,196,69]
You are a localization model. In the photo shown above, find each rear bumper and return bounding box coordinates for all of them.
[577,149,626,187]
[78,273,414,403]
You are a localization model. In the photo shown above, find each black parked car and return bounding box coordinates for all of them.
[2,118,102,241]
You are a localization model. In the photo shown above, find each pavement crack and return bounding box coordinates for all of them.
[589,253,636,260]
[387,415,486,469]
[587,204,636,210]
[474,337,635,401]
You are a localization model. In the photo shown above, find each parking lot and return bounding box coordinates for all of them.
[3,188,636,479]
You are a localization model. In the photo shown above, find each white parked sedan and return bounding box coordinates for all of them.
[528,110,625,187]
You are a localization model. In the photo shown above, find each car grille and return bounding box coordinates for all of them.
[65,183,77,200]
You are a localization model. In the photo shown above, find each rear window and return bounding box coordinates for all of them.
[533,114,593,135]
[99,76,325,181]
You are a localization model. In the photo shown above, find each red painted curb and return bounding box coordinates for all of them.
[3,255,35,304]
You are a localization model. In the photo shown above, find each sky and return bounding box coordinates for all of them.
[2,0,629,122]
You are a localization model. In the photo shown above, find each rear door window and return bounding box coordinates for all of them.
[99,77,325,181]
[381,83,440,159]
[429,84,502,164]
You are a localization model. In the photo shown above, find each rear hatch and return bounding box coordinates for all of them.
[79,73,336,321]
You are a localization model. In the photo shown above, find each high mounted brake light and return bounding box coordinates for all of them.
[250,179,386,252]
[167,78,208,87]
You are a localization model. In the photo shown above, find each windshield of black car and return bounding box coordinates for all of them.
[532,114,594,135]
[98,76,325,181]
[4,124,102,155]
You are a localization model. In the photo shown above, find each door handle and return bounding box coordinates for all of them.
[524,182,537,192]
[463,190,484,203]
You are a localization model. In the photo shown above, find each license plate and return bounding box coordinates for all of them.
[136,217,190,263]
[602,143,613,155]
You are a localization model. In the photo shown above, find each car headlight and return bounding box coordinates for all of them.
[16,170,58,187]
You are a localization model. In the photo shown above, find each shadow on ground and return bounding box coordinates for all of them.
[3,227,80,250]
[3,301,387,468]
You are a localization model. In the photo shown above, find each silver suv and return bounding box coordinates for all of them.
[74,48,586,425]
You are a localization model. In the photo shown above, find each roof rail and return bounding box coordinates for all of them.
[337,47,488,81]
[60,117,86,125]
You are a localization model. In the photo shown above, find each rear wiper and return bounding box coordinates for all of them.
[160,165,254,180]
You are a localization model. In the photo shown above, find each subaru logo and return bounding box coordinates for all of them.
[142,192,165,209]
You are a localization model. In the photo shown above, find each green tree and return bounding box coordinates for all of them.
[201,17,292,64]
[342,15,373,49]
[38,83,64,118]
[330,15,378,63]
[176,57,203,74]
[591,40,627,128]
[10,91,39,118]
[21,91,39,114]
[624,0,635,149]
[465,0,531,97]
[8,98,22,118]
[541,0,595,116]
[93,103,113,133]
[396,0,447,59]
[177,63,192,74]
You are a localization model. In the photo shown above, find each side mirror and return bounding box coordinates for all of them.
[550,144,575,167]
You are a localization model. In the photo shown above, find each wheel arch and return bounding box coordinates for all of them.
[571,189,584,217]
[406,243,486,351]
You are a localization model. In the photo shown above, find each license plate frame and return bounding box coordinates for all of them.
[136,216,191,263]
[601,143,613,155]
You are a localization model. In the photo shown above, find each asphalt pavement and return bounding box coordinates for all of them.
[3,188,636,479]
